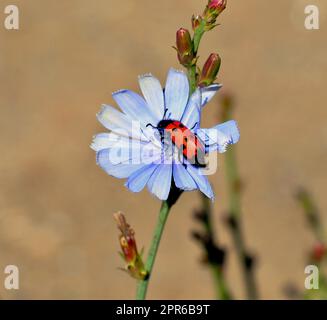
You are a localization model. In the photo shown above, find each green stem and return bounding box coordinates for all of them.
[193,21,206,54]
[201,196,232,300]
[225,146,258,300]
[296,189,326,243]
[186,20,206,94]
[225,148,241,217]
[136,201,171,300]
[187,19,232,300]
[187,66,197,93]
[211,265,231,300]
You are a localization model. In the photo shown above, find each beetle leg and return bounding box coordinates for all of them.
[163,107,168,119]
[146,123,156,129]
[190,122,198,130]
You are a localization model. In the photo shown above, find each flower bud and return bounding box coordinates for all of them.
[192,15,203,31]
[114,212,148,280]
[176,28,195,67]
[208,0,227,12]
[311,242,326,262]
[203,0,227,29]
[198,53,221,87]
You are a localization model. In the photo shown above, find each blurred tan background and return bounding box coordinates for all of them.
[0,0,326,299]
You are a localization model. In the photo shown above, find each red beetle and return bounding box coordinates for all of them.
[148,119,206,168]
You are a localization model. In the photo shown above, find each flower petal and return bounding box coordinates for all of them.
[201,84,223,107]
[96,148,147,179]
[197,120,240,153]
[173,163,197,191]
[96,136,162,178]
[112,89,158,127]
[91,133,115,151]
[180,88,201,130]
[138,74,164,121]
[164,68,189,121]
[186,165,214,199]
[125,164,158,193]
[147,164,172,200]
[97,105,148,141]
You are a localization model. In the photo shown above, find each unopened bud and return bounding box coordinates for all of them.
[198,53,221,87]
[311,242,326,262]
[176,28,195,67]
[203,0,227,29]
[208,0,227,12]
[114,212,148,280]
[192,15,203,31]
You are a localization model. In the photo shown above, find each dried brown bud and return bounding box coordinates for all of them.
[192,15,203,31]
[114,212,148,280]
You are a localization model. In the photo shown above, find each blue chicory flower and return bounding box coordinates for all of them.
[91,68,239,201]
